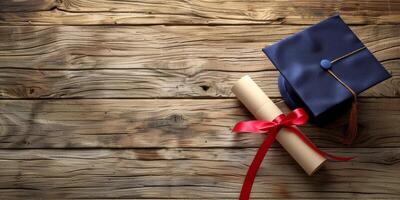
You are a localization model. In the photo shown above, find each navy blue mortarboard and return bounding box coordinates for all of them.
[262,15,391,144]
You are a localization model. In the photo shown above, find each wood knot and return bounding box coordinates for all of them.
[200,85,210,91]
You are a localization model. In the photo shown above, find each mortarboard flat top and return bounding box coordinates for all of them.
[262,15,391,119]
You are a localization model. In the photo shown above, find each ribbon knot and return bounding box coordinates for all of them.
[233,108,352,200]
[233,108,308,135]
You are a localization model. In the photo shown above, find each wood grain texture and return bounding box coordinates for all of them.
[0,98,399,148]
[0,0,399,199]
[0,0,399,25]
[0,148,399,199]
[0,25,398,98]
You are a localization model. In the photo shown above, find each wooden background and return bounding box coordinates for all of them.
[0,0,399,199]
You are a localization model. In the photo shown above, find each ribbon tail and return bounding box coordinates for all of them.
[239,132,278,200]
[320,152,354,161]
[343,99,358,145]
[285,127,353,161]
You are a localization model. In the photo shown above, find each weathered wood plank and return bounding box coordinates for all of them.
[0,25,398,98]
[0,148,398,199]
[0,65,397,99]
[0,0,56,12]
[0,0,399,25]
[0,98,399,148]
[0,25,397,69]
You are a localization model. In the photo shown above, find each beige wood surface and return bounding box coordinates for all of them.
[0,148,398,199]
[0,0,399,25]
[0,0,399,199]
[0,99,398,148]
[0,25,398,98]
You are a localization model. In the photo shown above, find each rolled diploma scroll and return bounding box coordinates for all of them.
[232,75,326,175]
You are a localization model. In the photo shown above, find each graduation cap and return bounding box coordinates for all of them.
[262,15,391,145]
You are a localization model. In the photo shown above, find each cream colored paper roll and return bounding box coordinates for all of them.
[232,75,326,175]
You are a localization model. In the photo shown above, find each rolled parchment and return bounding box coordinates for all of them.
[232,75,326,175]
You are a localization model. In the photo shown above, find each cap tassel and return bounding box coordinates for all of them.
[343,98,358,145]
[326,68,359,145]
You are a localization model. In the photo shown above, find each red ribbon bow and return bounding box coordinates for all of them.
[233,108,353,200]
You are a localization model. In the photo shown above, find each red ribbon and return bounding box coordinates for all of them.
[233,108,353,200]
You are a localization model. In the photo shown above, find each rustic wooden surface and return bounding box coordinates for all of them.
[0,0,399,199]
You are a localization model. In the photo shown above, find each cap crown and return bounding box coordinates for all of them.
[263,15,391,117]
